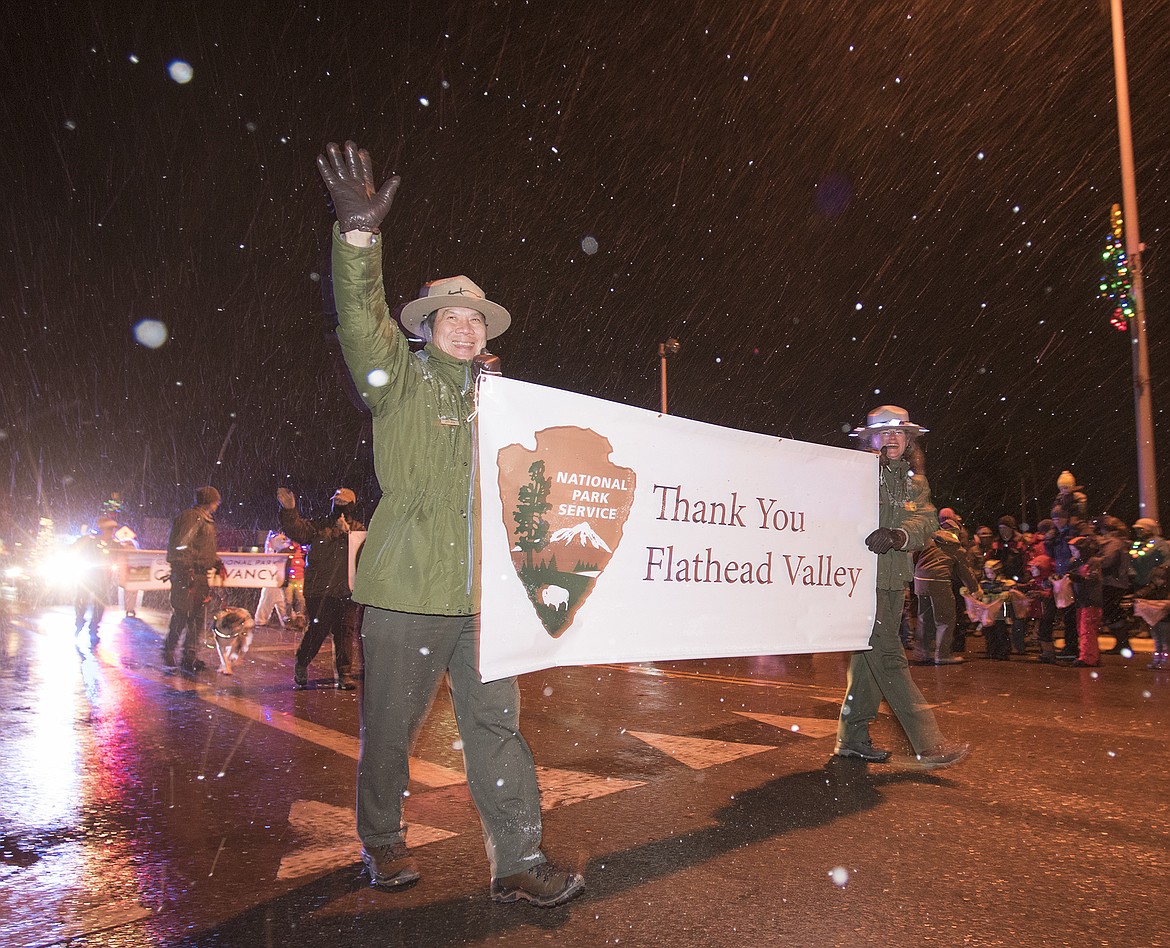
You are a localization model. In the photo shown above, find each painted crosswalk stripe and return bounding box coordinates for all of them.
[277,800,456,881]
[534,766,645,809]
[189,689,467,787]
[626,731,776,769]
[733,711,840,739]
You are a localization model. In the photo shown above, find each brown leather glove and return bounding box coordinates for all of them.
[316,141,400,234]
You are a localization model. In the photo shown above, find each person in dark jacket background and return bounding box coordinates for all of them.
[164,486,223,674]
[1096,517,1132,654]
[912,509,979,665]
[990,514,1030,654]
[1045,508,1080,658]
[277,486,364,690]
[1068,534,1103,667]
[73,515,120,645]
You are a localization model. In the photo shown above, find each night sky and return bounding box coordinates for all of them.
[3,0,1168,543]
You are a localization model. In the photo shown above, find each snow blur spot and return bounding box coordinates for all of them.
[64,120,77,131]
[581,236,599,255]
[168,60,194,84]
[419,96,430,107]
[368,369,389,388]
[841,703,851,715]
[790,724,800,732]
[309,271,320,282]
[1107,750,1116,758]
[1142,690,1152,699]
[1121,648,1133,658]
[128,54,139,64]
[419,646,430,656]
[133,319,168,349]
[542,686,554,697]
[452,739,464,751]
[496,778,505,787]
[829,866,849,887]
[977,151,985,160]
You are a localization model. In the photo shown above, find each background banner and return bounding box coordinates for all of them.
[120,551,290,590]
[477,376,878,681]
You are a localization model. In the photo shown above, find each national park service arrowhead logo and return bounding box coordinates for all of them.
[498,427,636,637]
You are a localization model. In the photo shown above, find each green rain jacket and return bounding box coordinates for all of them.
[875,456,939,591]
[331,225,480,615]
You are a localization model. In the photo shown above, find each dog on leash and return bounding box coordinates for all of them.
[211,607,255,675]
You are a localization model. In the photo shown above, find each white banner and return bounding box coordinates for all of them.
[120,551,290,590]
[477,376,877,681]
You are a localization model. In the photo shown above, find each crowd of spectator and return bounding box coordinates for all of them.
[904,471,1170,670]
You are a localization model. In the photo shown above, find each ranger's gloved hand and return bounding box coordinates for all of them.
[316,141,400,234]
[865,528,899,554]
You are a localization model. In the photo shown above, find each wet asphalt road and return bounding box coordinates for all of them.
[1,602,1167,948]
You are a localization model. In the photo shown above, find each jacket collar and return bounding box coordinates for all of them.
[421,343,474,389]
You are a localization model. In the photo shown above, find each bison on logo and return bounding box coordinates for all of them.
[497,427,636,637]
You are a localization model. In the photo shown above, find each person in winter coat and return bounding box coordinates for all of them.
[969,525,995,561]
[1045,508,1080,657]
[277,487,365,690]
[164,486,224,674]
[990,514,1030,654]
[1130,518,1170,589]
[1023,554,1059,663]
[912,510,979,665]
[1052,470,1088,521]
[315,141,583,908]
[970,559,1017,660]
[1133,562,1170,669]
[1029,519,1054,560]
[833,405,969,769]
[73,516,120,645]
[1096,517,1132,654]
[1068,534,1103,667]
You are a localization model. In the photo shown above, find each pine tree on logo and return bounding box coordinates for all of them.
[513,460,552,571]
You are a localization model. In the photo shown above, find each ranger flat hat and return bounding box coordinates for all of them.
[399,275,511,340]
[851,405,928,437]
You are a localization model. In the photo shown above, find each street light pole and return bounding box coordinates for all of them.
[659,338,680,414]
[1110,0,1159,521]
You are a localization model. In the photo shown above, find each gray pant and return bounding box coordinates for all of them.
[838,587,945,755]
[356,608,545,877]
[914,579,957,662]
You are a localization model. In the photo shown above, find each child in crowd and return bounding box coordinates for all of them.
[1024,554,1059,664]
[1068,535,1103,667]
[972,559,1015,660]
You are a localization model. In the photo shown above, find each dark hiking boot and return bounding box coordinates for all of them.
[833,740,892,763]
[491,861,585,907]
[914,743,971,770]
[362,841,420,890]
[293,664,309,689]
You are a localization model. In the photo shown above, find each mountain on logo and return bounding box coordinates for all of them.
[549,521,612,553]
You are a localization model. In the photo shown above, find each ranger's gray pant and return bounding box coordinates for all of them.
[838,587,945,755]
[356,608,545,877]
